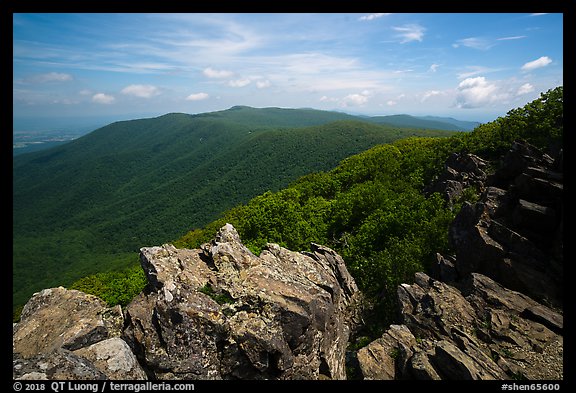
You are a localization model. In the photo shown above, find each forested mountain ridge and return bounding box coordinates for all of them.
[13,107,455,311]
[62,87,563,334]
[13,87,562,381]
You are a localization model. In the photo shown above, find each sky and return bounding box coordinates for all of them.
[13,13,563,124]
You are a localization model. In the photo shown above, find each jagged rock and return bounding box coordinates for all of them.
[13,349,107,380]
[358,272,562,380]
[425,152,488,204]
[74,338,147,380]
[12,287,145,380]
[431,253,458,283]
[357,324,416,380]
[122,223,359,380]
[494,140,555,183]
[13,287,123,358]
[448,140,563,307]
[512,199,557,233]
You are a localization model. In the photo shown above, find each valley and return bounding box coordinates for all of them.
[13,106,458,310]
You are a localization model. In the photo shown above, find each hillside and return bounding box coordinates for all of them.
[13,107,455,310]
[14,87,562,380]
[367,114,464,131]
[170,87,563,332]
[414,116,480,131]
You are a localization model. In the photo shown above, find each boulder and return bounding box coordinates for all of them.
[13,287,123,358]
[122,223,359,380]
[12,287,146,380]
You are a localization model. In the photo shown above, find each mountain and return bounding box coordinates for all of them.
[414,115,481,131]
[13,106,456,310]
[365,114,466,131]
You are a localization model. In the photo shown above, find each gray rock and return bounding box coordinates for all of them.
[74,338,147,380]
[13,349,107,380]
[123,224,359,380]
[13,287,119,358]
[359,272,562,380]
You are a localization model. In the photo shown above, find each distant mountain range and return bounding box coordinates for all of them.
[13,108,480,156]
[13,106,459,310]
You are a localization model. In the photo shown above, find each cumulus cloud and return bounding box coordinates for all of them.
[228,78,251,87]
[92,93,115,104]
[319,95,337,103]
[393,24,425,43]
[256,80,271,89]
[429,63,440,73]
[359,13,391,21]
[203,67,233,78]
[521,56,552,71]
[342,90,371,107]
[186,92,209,101]
[121,84,160,98]
[517,83,534,95]
[421,90,442,102]
[386,100,397,106]
[455,77,500,108]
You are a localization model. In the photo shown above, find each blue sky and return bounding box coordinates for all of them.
[13,13,563,123]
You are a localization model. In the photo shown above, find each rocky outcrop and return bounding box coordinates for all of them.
[425,152,489,205]
[13,140,562,381]
[122,224,359,380]
[357,272,562,380]
[449,140,563,307]
[14,224,359,380]
[356,140,563,380]
[13,287,146,380]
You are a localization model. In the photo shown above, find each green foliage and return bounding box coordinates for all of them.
[14,88,562,324]
[68,262,147,307]
[460,87,563,158]
[175,87,563,339]
[198,283,235,305]
[12,304,24,323]
[14,107,455,312]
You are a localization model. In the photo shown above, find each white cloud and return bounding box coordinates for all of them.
[342,92,370,107]
[530,13,548,16]
[256,80,271,89]
[39,72,73,82]
[203,67,234,78]
[393,24,425,43]
[19,72,73,84]
[429,63,440,73]
[359,13,391,21]
[319,95,337,103]
[386,100,397,106]
[92,93,115,104]
[121,84,160,98]
[421,90,442,102]
[452,37,493,50]
[496,36,527,41]
[455,77,500,108]
[228,78,251,87]
[521,56,552,71]
[517,83,534,95]
[457,65,500,80]
[186,92,209,101]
